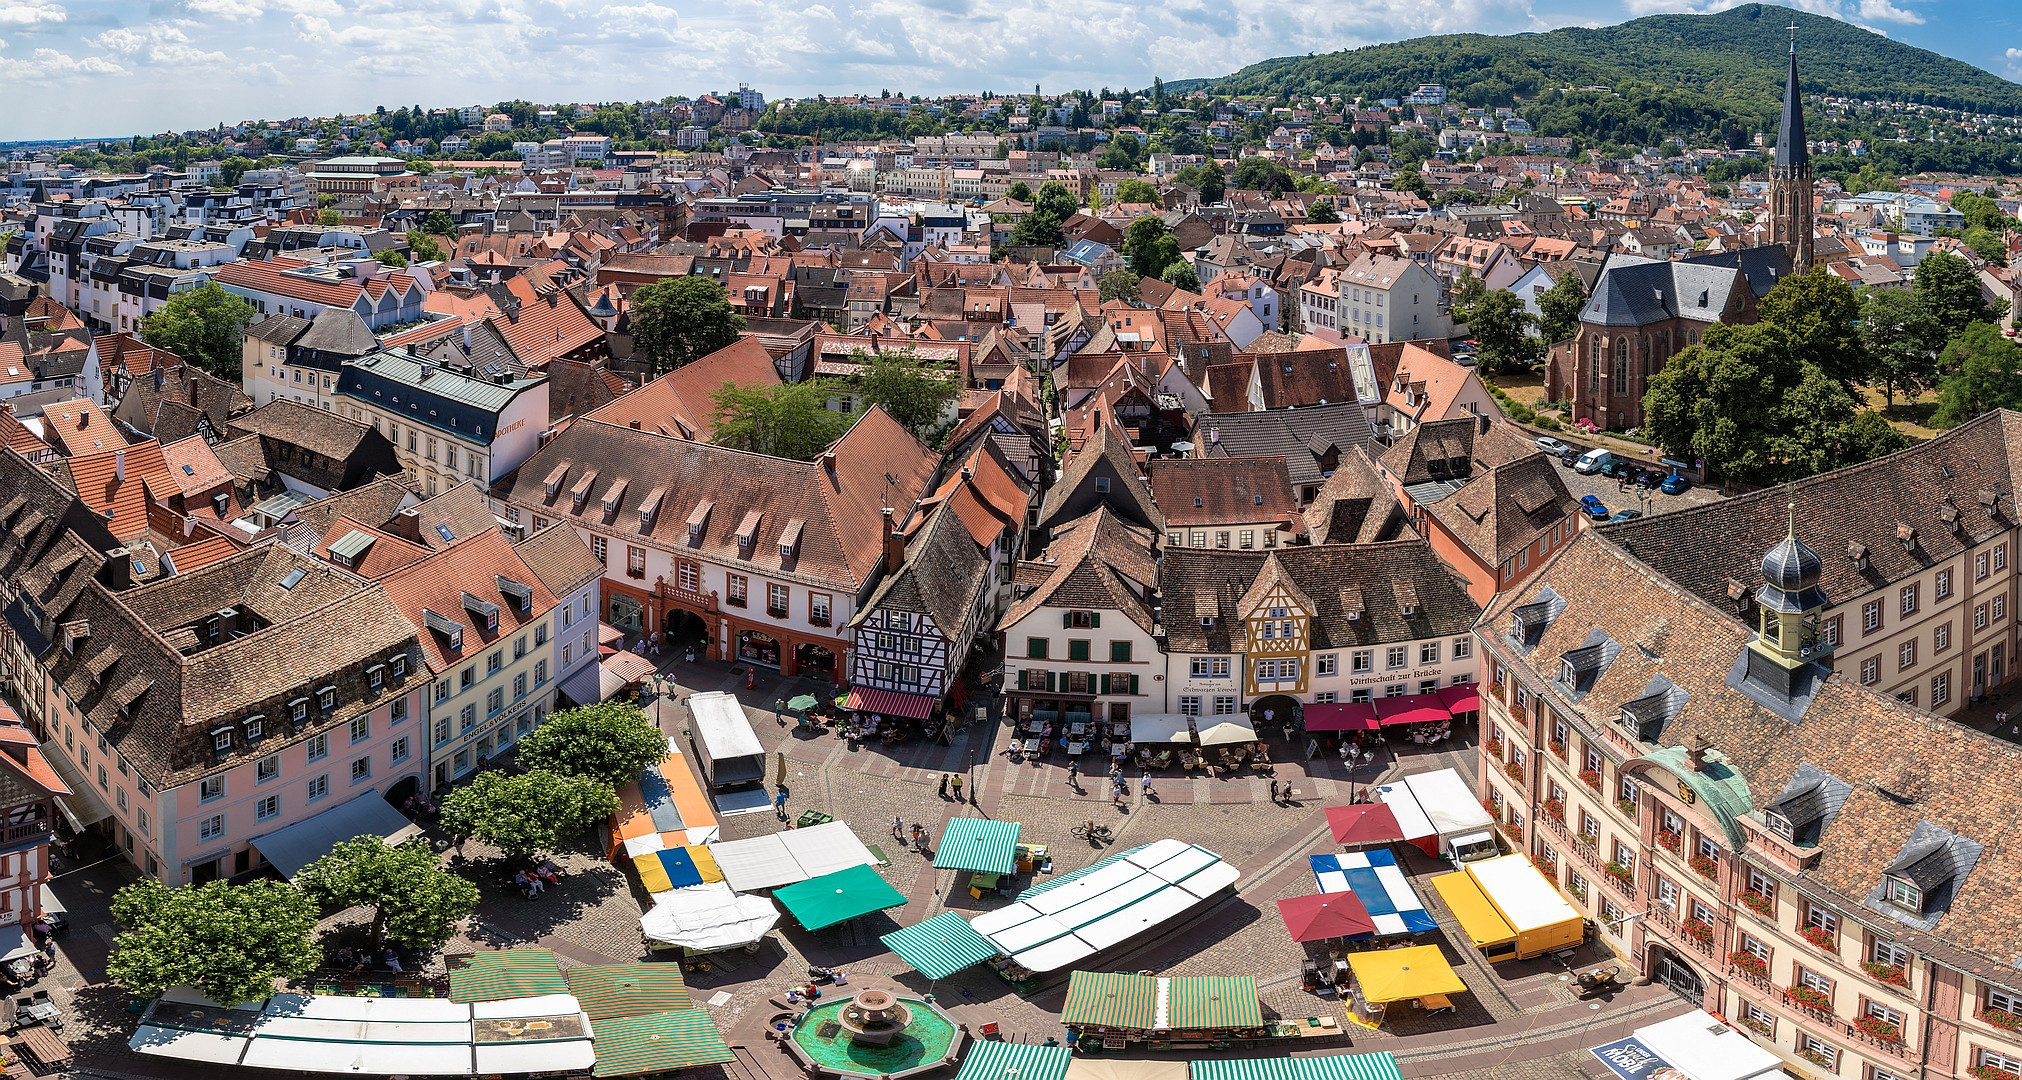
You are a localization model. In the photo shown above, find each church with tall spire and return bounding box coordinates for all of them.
[1768,28,1815,273]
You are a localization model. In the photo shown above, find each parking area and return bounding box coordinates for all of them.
[1529,438,1726,521]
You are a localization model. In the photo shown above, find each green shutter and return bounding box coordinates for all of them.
[1019,669,1029,690]
[1130,674,1140,695]
[1091,612,1101,627]
[1046,671,1056,691]
[1099,674,1111,694]
[1063,612,1073,628]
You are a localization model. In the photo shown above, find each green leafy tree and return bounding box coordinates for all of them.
[514,703,670,786]
[1756,266,1869,391]
[710,380,850,461]
[1098,269,1142,303]
[1306,200,1341,224]
[1391,167,1430,200]
[315,208,344,225]
[1915,251,1998,335]
[140,281,255,377]
[1535,269,1587,345]
[1461,289,1543,375]
[1160,260,1200,292]
[1933,322,2022,428]
[108,879,320,1007]
[408,233,446,263]
[1100,133,1143,170]
[1450,270,1488,324]
[1839,409,1913,461]
[1859,287,1946,406]
[419,209,457,236]
[297,837,480,953]
[1228,157,1293,196]
[219,155,258,186]
[630,276,747,376]
[1005,181,1033,203]
[1175,160,1225,203]
[1113,179,1160,205]
[855,349,962,439]
[1123,216,1179,280]
[439,769,620,858]
[374,250,408,269]
[1010,181,1078,248]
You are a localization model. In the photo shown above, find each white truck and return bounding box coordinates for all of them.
[1377,767,1500,864]
[686,691,766,792]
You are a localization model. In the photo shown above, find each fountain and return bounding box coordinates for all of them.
[786,987,963,1080]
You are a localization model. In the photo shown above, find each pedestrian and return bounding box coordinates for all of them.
[1140,770,1154,798]
[1111,782,1126,805]
[1269,778,1281,804]
[938,772,950,798]
[951,773,964,802]
[774,789,789,819]
[892,816,905,839]
[774,698,786,725]
[1067,759,1079,787]
[382,947,403,975]
[911,823,929,852]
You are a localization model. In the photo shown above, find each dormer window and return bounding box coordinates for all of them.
[1883,877,1921,910]
[213,729,232,752]
[543,459,571,498]
[601,478,628,516]
[496,575,534,614]
[390,654,407,678]
[462,590,501,631]
[289,697,309,724]
[317,685,337,711]
[367,664,385,690]
[245,716,264,742]
[1764,810,1794,840]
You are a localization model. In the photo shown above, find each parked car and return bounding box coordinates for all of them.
[1661,472,1694,495]
[1535,436,1571,456]
[1580,495,1611,520]
[1574,448,1613,475]
[1559,448,1580,468]
[1633,468,1661,489]
[1608,509,1643,523]
[1599,458,1636,479]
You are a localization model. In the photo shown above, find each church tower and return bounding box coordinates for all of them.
[1768,30,1815,272]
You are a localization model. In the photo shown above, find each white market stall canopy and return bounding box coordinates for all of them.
[640,882,782,952]
[969,839,1239,972]
[1130,715,1193,744]
[1194,717,1258,746]
[707,820,879,892]
[130,987,596,1076]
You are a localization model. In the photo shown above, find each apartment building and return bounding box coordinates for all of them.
[1603,411,2022,719]
[242,308,381,411]
[513,522,606,711]
[0,706,66,935]
[1478,521,2022,1080]
[495,406,940,685]
[1299,254,1450,346]
[334,350,549,497]
[998,508,1162,729]
[212,259,426,331]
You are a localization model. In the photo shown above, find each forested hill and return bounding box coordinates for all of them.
[1176,5,2022,129]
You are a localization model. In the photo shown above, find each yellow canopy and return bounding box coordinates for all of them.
[1430,870,1516,949]
[1347,945,1467,1004]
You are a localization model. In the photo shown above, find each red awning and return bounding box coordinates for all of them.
[1305,702,1380,732]
[598,621,627,646]
[844,686,937,720]
[1325,803,1405,846]
[1276,891,1376,942]
[1375,694,1452,727]
[1437,683,1481,715]
[602,651,657,685]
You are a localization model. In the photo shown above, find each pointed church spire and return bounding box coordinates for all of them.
[1770,24,1815,273]
[1775,29,1808,170]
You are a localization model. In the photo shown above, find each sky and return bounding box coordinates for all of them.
[0,0,2016,142]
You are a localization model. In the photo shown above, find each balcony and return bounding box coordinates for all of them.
[1603,861,1638,899]
[0,817,51,847]
[655,579,717,613]
[1541,811,1603,873]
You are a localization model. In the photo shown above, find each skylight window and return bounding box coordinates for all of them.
[435,524,455,543]
[279,568,307,590]
[182,464,195,476]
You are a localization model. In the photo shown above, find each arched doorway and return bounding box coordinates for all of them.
[796,643,836,680]
[609,592,643,633]
[1649,944,1705,1001]
[1251,695,1301,732]
[384,775,421,808]
[664,609,707,650]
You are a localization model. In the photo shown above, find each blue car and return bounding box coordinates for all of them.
[1661,473,1693,495]
[1580,494,1610,520]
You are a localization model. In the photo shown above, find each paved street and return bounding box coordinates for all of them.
[41,649,1694,1080]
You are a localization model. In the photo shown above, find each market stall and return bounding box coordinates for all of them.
[880,911,1001,981]
[607,744,719,860]
[1059,972,1269,1050]
[954,1040,1072,1080]
[1344,945,1467,1029]
[1588,1010,1784,1080]
[1309,850,1438,936]
[1188,1051,1403,1080]
[1276,892,1377,943]
[639,882,781,956]
[1324,804,1404,847]
[772,864,907,932]
[707,820,880,893]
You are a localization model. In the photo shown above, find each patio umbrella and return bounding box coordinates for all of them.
[599,644,619,657]
[787,695,820,711]
[1325,804,1405,846]
[1276,892,1377,942]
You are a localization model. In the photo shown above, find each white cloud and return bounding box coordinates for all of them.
[0,3,65,26]
[0,45,122,79]
[87,21,228,65]
[186,0,265,20]
[2006,46,2022,79]
[1854,0,1921,24]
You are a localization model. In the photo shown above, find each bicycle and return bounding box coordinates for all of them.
[1071,822,1112,841]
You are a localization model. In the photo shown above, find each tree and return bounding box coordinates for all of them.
[710,380,849,460]
[1100,133,1142,171]
[107,879,320,1007]
[315,209,344,226]
[374,250,408,269]
[1461,290,1543,375]
[1915,250,1998,334]
[439,769,620,858]
[1160,260,1200,292]
[1098,269,1142,303]
[1535,269,1587,346]
[297,837,480,953]
[1228,158,1293,196]
[1306,200,1340,224]
[1859,287,1946,406]
[1450,270,1488,323]
[1756,267,1869,391]
[419,209,457,236]
[855,349,962,439]
[630,276,746,376]
[1933,322,2022,428]
[1113,179,1159,205]
[408,233,446,263]
[219,155,258,186]
[1010,181,1078,248]
[1175,160,1225,204]
[1005,181,1033,203]
[514,703,670,786]
[1123,216,1179,280]
[140,281,255,377]
[1391,167,1430,200]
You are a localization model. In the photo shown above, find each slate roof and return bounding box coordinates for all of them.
[1421,451,1580,568]
[1301,446,1410,545]
[1000,507,1159,634]
[1580,255,1744,328]
[336,350,545,444]
[1159,539,1480,655]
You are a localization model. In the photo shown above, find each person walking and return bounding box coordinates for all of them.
[951,773,964,802]
[1140,770,1154,798]
[774,788,789,820]
[1269,778,1281,804]
[892,816,905,840]
[938,772,950,798]
[774,698,786,726]
[1066,758,1080,789]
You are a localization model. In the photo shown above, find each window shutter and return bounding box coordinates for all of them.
[1046,671,1057,691]
[1063,612,1073,628]
[1018,669,1029,690]
[1091,612,1101,628]
[1130,674,1140,695]
[1099,674,1111,694]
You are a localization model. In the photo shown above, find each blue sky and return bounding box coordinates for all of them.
[0,0,2015,142]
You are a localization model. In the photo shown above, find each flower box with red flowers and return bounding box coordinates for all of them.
[1689,853,1719,881]
[1504,760,1525,782]
[1568,879,1588,901]
[1502,820,1524,842]
[1855,1015,1903,1042]
[1549,739,1567,759]
[1784,984,1832,1012]
[1532,852,1556,871]
[1978,1008,2022,1032]
[1740,890,1776,916]
[1862,961,1909,988]
[1799,1048,1836,1070]
[1729,951,1768,976]
[1616,798,1639,816]
[1545,797,1566,821]
[1579,768,1601,790]
[1603,860,1635,885]
[1970,1066,2016,1080]
[1680,917,1715,943]
[1799,925,1837,950]
[1486,738,1505,758]
[1656,830,1683,852]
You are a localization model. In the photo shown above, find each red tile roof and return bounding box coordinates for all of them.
[67,438,169,542]
[580,336,779,441]
[373,528,559,673]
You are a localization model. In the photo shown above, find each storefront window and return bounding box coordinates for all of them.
[739,630,781,668]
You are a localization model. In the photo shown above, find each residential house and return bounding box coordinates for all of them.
[1148,457,1303,551]
[1300,254,1450,346]
[334,350,549,497]
[0,707,66,931]
[1191,400,1379,504]
[1416,450,1583,605]
[222,400,404,499]
[998,507,1162,730]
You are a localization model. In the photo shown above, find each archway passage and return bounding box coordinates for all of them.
[664,608,708,649]
[1650,944,1705,1002]
[384,775,420,808]
[1251,694,1301,731]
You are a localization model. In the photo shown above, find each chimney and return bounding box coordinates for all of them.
[392,507,423,543]
[102,547,132,590]
[79,410,88,428]
[820,450,838,484]
[961,465,973,481]
[115,450,125,483]
[462,323,472,352]
[882,507,903,574]
[629,419,642,429]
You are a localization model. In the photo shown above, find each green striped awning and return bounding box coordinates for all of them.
[933,818,1022,875]
[1166,975,1261,1030]
[881,911,999,980]
[954,1039,1073,1080]
[1188,1052,1402,1080]
[447,948,569,1003]
[1018,845,1149,899]
[589,1007,736,1078]
[1061,971,1159,1030]
[774,863,908,931]
[564,963,692,1020]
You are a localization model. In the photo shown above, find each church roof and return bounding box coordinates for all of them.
[1776,47,1807,170]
